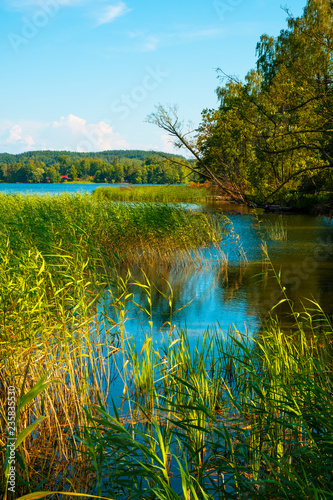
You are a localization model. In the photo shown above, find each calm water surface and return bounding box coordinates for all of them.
[1,184,332,338]
[0,182,130,195]
[128,211,333,340]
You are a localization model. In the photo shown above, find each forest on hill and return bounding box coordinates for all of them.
[0,150,198,184]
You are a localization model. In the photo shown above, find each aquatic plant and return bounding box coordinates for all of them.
[92,185,211,203]
[79,298,333,499]
[2,193,332,499]
[265,215,288,241]
[0,241,120,496]
[0,192,225,268]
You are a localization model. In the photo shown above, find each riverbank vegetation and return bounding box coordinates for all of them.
[2,264,333,499]
[0,193,332,499]
[2,0,333,497]
[149,0,333,212]
[0,193,222,268]
[93,184,211,203]
[0,192,225,497]
[79,296,333,500]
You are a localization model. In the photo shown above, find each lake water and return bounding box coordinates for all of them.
[126,206,333,343]
[0,182,129,195]
[1,183,332,339]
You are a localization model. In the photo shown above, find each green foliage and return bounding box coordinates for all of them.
[0,192,223,268]
[197,0,333,209]
[0,193,224,496]
[79,298,333,499]
[0,150,198,185]
[0,190,332,497]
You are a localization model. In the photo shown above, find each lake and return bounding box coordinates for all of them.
[0,182,134,195]
[126,206,333,344]
[2,182,332,494]
[1,183,332,339]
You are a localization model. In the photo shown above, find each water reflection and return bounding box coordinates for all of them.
[115,209,333,342]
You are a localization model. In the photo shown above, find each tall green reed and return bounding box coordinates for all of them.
[93,185,211,203]
[0,193,225,269]
[79,287,333,499]
[0,237,121,495]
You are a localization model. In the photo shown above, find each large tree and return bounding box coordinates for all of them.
[149,0,333,207]
[205,0,333,204]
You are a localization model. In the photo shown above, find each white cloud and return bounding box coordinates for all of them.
[5,0,132,26]
[0,114,129,154]
[96,2,131,26]
[160,134,175,154]
[3,124,35,150]
[160,134,181,155]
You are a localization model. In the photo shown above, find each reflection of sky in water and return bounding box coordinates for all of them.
[111,210,333,346]
[99,207,333,408]
[122,267,258,342]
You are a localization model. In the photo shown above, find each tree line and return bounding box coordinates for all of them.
[0,151,198,185]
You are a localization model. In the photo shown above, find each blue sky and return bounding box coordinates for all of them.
[0,0,306,155]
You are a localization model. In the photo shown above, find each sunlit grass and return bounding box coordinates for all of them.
[82,290,333,499]
[1,192,332,499]
[0,192,225,268]
[265,215,288,241]
[92,184,211,203]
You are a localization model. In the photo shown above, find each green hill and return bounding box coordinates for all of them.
[0,149,186,167]
[0,150,198,185]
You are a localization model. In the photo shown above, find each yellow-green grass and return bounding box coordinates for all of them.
[2,250,333,497]
[93,184,211,203]
[0,241,119,495]
[79,291,333,500]
[2,193,332,498]
[0,193,224,268]
[0,192,224,495]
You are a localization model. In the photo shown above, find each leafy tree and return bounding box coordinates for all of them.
[148,1,333,207]
[32,167,45,183]
[47,166,61,183]
[69,166,78,182]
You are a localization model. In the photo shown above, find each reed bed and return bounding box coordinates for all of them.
[2,193,332,499]
[0,192,226,498]
[5,289,333,499]
[0,238,121,497]
[92,185,211,203]
[72,276,333,500]
[0,193,224,269]
[265,215,288,241]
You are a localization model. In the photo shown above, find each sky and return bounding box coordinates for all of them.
[0,0,307,155]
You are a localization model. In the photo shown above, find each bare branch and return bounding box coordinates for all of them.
[147,104,249,204]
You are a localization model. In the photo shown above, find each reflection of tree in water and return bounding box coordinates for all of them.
[218,265,249,302]
[108,211,333,335]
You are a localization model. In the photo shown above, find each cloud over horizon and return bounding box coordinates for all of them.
[0,114,129,154]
